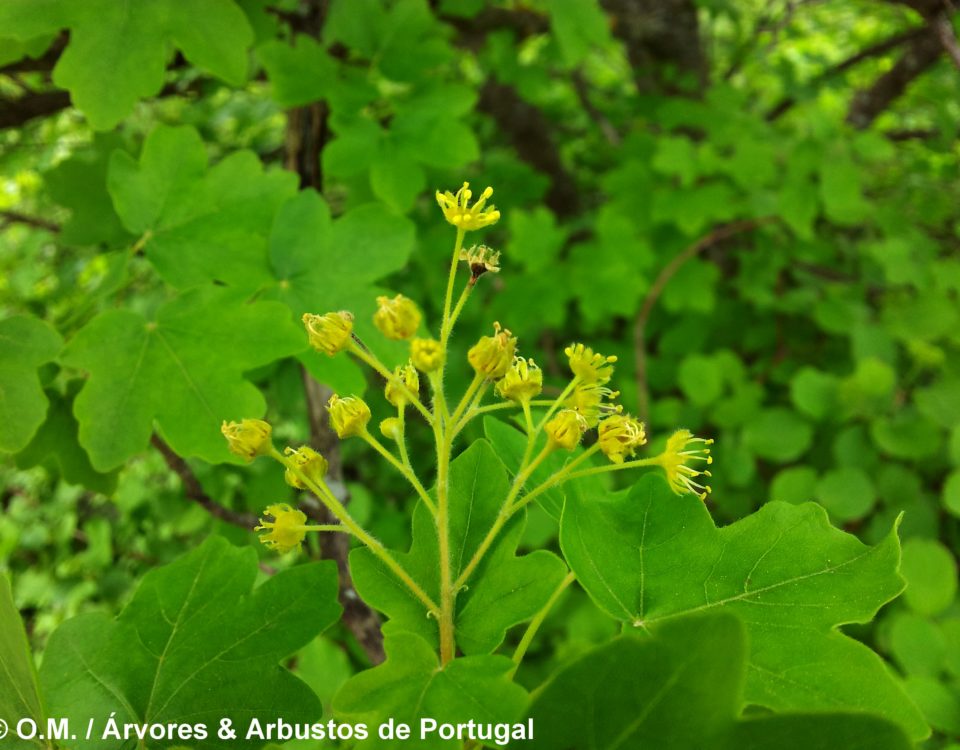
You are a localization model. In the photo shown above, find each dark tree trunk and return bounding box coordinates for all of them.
[601,0,707,95]
[283,0,386,666]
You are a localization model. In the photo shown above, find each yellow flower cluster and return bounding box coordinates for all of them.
[230,179,719,561]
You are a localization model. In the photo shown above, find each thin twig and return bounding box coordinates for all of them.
[932,12,960,69]
[633,218,775,424]
[0,209,60,233]
[150,434,258,529]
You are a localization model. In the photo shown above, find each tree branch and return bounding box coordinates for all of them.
[150,435,259,529]
[300,369,386,665]
[846,27,943,128]
[766,26,926,120]
[633,219,776,424]
[477,81,581,217]
[932,11,960,69]
[0,89,72,130]
[0,35,66,75]
[280,1,385,666]
[0,209,60,232]
[601,0,707,95]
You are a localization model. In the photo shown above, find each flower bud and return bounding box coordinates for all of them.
[545,409,587,451]
[255,503,307,554]
[468,322,516,379]
[385,361,420,408]
[373,294,422,340]
[598,415,647,464]
[283,446,329,489]
[496,357,542,402]
[303,311,354,356]
[410,338,444,373]
[380,417,403,441]
[327,395,371,438]
[221,419,272,461]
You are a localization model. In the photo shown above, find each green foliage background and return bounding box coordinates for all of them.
[0,0,959,747]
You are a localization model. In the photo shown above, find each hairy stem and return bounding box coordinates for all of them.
[269,447,438,614]
[361,430,437,516]
[440,228,466,345]
[510,570,576,677]
[348,341,433,422]
[454,444,553,590]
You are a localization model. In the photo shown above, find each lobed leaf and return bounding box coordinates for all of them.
[350,440,567,654]
[40,536,342,750]
[0,576,45,750]
[334,632,527,749]
[108,125,299,289]
[526,612,913,750]
[63,286,305,470]
[0,315,63,453]
[560,474,928,739]
[0,0,254,129]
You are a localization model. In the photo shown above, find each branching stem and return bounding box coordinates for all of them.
[269,447,438,614]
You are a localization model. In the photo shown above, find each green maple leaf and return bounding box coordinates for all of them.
[108,125,298,289]
[46,134,134,248]
[350,440,568,654]
[266,189,416,379]
[560,474,928,740]
[15,385,118,494]
[40,536,341,750]
[0,576,44,750]
[0,0,254,129]
[528,612,913,750]
[62,286,305,471]
[267,189,415,316]
[0,314,62,453]
[333,632,528,750]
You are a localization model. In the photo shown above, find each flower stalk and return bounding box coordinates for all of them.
[229,181,715,674]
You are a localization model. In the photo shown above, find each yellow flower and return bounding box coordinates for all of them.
[468,322,517,379]
[327,395,371,438]
[221,419,272,461]
[460,244,501,280]
[565,383,621,428]
[303,311,354,356]
[435,183,500,231]
[283,446,328,489]
[255,503,308,553]
[496,357,543,402]
[410,337,444,373]
[598,415,647,464]
[385,361,420,408]
[545,409,587,451]
[564,343,617,385]
[380,417,403,441]
[373,294,422,340]
[657,429,714,500]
